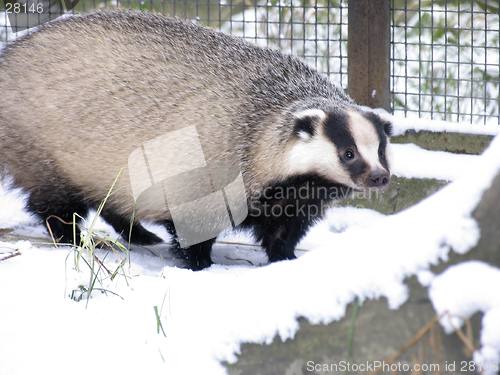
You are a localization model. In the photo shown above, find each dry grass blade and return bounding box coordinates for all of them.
[215,239,308,252]
[0,249,21,261]
[445,312,476,356]
[224,256,254,265]
[45,215,81,248]
[0,228,13,236]
[364,313,446,375]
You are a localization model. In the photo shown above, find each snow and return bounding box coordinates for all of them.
[429,261,500,334]
[1,114,500,374]
[391,143,480,181]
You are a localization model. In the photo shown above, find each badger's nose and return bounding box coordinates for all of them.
[369,169,390,187]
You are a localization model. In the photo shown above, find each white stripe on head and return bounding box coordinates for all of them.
[347,110,385,171]
[293,108,327,121]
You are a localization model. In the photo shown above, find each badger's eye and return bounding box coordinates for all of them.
[344,149,355,160]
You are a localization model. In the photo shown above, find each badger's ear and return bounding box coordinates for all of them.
[383,119,393,137]
[292,109,326,141]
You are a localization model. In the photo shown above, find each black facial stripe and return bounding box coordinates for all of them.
[375,131,389,171]
[324,112,369,182]
[346,159,368,182]
[384,122,393,137]
[378,143,389,171]
[324,112,355,151]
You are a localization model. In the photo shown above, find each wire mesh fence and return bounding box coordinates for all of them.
[1,0,498,125]
[392,0,500,125]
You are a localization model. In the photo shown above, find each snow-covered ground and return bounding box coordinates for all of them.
[1,113,500,375]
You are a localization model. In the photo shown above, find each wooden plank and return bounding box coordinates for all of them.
[348,0,391,110]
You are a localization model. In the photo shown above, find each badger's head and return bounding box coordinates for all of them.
[287,106,393,191]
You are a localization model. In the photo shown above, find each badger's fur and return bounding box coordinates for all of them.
[0,10,392,270]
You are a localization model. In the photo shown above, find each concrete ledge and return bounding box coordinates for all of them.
[392,130,492,155]
[339,176,448,215]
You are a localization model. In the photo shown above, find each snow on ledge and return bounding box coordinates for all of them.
[391,143,480,181]
[367,107,500,136]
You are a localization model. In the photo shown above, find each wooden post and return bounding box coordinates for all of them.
[348,0,391,111]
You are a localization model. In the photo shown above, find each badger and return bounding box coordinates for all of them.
[0,10,392,270]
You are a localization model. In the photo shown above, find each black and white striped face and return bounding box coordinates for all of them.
[287,107,393,191]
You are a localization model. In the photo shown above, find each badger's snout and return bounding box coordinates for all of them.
[369,169,390,187]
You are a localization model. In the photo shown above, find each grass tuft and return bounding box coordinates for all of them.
[66,170,130,306]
